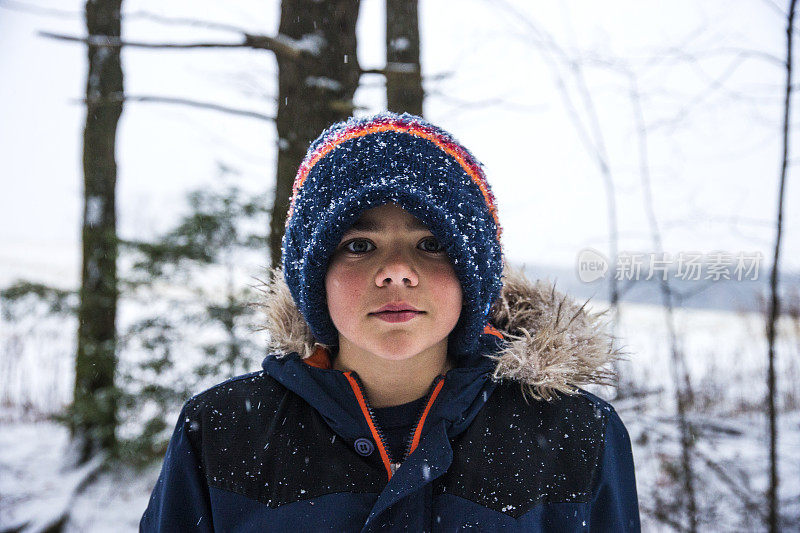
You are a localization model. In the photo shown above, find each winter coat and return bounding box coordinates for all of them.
[140,266,640,532]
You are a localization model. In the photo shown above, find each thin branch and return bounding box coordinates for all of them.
[501,0,621,343]
[629,66,698,532]
[41,31,245,49]
[122,10,250,34]
[661,214,775,229]
[426,88,546,114]
[761,0,787,18]
[361,67,454,82]
[655,47,785,68]
[0,0,80,17]
[79,94,274,122]
[692,447,766,523]
[647,53,749,133]
[39,31,312,61]
[644,420,768,527]
[360,67,389,75]
[639,502,687,531]
[579,44,784,73]
[117,10,455,82]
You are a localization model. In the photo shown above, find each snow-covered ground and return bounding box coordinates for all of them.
[1,300,799,531]
[0,410,159,532]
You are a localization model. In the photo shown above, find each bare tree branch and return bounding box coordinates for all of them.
[693,448,767,523]
[41,28,452,82]
[647,54,749,133]
[654,47,784,68]
[761,0,787,18]
[628,67,698,531]
[122,10,251,34]
[41,31,246,49]
[0,0,81,17]
[361,66,454,82]
[426,88,546,114]
[494,0,622,373]
[661,214,775,229]
[580,45,784,72]
[39,31,315,61]
[77,94,274,122]
[644,420,768,527]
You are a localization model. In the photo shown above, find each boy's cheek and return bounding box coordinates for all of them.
[325,269,368,315]
[326,266,363,295]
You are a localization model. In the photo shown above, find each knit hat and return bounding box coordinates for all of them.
[281,112,504,356]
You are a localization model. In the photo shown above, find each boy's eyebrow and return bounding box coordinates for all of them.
[344,217,429,234]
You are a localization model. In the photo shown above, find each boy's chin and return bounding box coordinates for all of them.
[360,336,446,362]
[368,348,424,362]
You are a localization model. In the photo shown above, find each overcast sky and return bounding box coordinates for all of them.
[1,0,797,289]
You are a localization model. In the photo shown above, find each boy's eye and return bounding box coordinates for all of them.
[418,236,444,253]
[344,239,375,253]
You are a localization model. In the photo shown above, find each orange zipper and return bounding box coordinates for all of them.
[344,372,445,481]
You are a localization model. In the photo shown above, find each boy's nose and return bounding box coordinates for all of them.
[375,253,419,287]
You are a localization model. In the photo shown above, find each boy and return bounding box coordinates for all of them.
[141,112,640,531]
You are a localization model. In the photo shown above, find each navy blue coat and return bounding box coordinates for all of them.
[141,268,640,531]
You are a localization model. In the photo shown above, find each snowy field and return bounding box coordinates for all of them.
[1,300,799,531]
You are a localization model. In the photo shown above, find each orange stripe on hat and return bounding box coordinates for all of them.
[483,322,504,340]
[285,119,501,238]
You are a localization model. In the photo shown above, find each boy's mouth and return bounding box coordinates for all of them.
[371,302,421,314]
[371,310,423,323]
[370,302,424,323]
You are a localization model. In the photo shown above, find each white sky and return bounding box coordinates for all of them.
[0,0,797,289]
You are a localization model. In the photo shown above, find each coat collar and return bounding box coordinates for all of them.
[257,263,618,401]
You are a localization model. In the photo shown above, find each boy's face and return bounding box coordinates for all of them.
[325,203,463,362]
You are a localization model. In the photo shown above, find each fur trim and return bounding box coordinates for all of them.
[253,268,332,360]
[485,265,618,400]
[255,264,618,400]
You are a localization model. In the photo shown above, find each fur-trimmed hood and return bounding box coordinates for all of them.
[257,264,618,400]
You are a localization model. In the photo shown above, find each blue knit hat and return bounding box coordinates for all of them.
[281,112,504,356]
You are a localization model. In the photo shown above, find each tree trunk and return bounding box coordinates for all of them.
[270,0,362,268]
[72,0,123,464]
[767,0,796,530]
[385,0,423,116]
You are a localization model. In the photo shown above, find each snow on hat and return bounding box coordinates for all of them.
[281,111,504,356]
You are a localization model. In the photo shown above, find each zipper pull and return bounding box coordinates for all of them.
[391,462,401,474]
